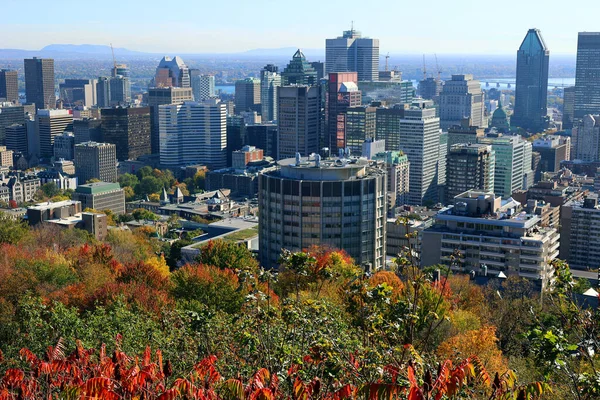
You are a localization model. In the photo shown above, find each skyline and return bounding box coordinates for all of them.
[1,0,597,55]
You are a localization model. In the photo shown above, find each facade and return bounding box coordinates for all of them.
[563,86,575,129]
[37,170,77,190]
[101,107,151,160]
[6,175,40,203]
[232,145,263,169]
[281,50,318,86]
[259,155,387,269]
[489,102,511,133]
[447,119,485,148]
[0,146,13,168]
[422,191,559,288]
[439,74,484,129]
[277,85,320,159]
[418,77,442,101]
[27,200,82,225]
[326,72,362,153]
[59,79,97,107]
[560,195,600,270]
[72,182,126,214]
[446,143,495,200]
[154,56,190,88]
[0,103,26,144]
[73,118,102,144]
[345,106,376,155]
[191,73,215,102]
[53,132,75,160]
[5,123,28,154]
[325,28,379,82]
[0,70,18,103]
[358,81,415,105]
[226,116,246,167]
[37,109,73,158]
[375,106,405,151]
[74,141,117,183]
[246,123,278,160]
[234,78,261,114]
[573,115,600,161]
[260,65,281,122]
[372,151,410,207]
[532,135,571,180]
[96,75,131,107]
[147,87,193,154]
[24,58,55,109]
[574,33,600,119]
[158,100,227,169]
[512,29,550,132]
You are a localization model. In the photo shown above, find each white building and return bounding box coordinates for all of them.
[159,100,227,169]
[325,28,379,82]
[439,74,485,129]
[260,65,281,122]
[191,74,215,102]
[573,114,600,161]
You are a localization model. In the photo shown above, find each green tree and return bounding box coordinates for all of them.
[136,166,153,180]
[123,186,135,201]
[135,176,163,196]
[132,208,159,222]
[40,182,60,198]
[197,239,259,271]
[0,213,30,245]
[118,173,139,188]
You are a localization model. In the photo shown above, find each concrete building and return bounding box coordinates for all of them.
[154,56,190,88]
[277,85,320,159]
[0,146,13,168]
[59,79,97,107]
[325,28,379,82]
[439,74,485,129]
[5,124,27,154]
[560,195,600,270]
[573,115,600,161]
[24,58,55,109]
[362,138,386,160]
[0,69,18,103]
[72,182,125,214]
[191,73,215,102]
[74,142,117,183]
[53,132,75,161]
[418,77,442,101]
[101,107,151,161]
[260,65,281,122]
[532,135,571,180]
[372,151,410,208]
[27,200,82,225]
[422,191,560,289]
[0,103,27,144]
[147,87,193,154]
[563,86,575,130]
[345,106,376,155]
[246,123,278,160]
[158,100,227,169]
[37,109,73,159]
[281,50,318,86]
[447,119,485,148]
[96,75,131,107]
[232,145,263,169]
[375,106,406,151]
[326,72,362,153]
[446,143,495,200]
[73,118,102,144]
[259,155,387,269]
[574,33,600,119]
[234,78,261,114]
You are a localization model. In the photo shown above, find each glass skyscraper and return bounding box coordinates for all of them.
[512,29,549,133]
[574,32,600,119]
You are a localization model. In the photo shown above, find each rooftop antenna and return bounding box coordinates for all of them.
[385,53,390,72]
[422,55,427,80]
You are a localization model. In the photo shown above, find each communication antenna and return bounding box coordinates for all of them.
[422,55,427,80]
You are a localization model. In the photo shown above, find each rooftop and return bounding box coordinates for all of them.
[28,200,80,211]
[75,182,121,195]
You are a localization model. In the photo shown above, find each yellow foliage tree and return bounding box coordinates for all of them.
[145,254,170,277]
[148,193,160,202]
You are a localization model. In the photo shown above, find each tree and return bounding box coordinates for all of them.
[136,166,153,180]
[118,173,139,189]
[123,186,135,201]
[135,176,163,196]
[0,213,30,245]
[40,182,60,198]
[197,239,259,271]
[85,178,101,184]
[132,208,158,222]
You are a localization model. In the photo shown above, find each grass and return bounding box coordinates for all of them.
[221,226,259,243]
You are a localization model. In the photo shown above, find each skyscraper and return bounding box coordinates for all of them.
[563,86,575,129]
[191,73,215,101]
[147,87,193,154]
[446,143,495,200]
[574,33,600,119]
[0,103,26,144]
[234,78,261,114]
[375,106,406,151]
[96,76,131,107]
[260,65,281,122]
[281,50,318,86]
[345,106,376,155]
[24,57,55,110]
[573,114,600,161]
[158,100,227,169]
[0,70,18,103]
[326,72,362,153]
[439,74,484,129]
[74,142,117,183]
[326,28,379,82]
[418,77,442,102]
[512,29,550,132]
[101,107,151,161]
[59,79,97,107]
[36,109,73,158]
[154,56,190,88]
[277,85,320,159]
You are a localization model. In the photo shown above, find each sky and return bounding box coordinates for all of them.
[0,0,595,54]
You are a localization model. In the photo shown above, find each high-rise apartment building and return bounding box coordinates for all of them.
[74,141,117,183]
[258,155,387,269]
[446,143,495,200]
[101,107,151,161]
[37,109,73,158]
[154,56,190,88]
[345,106,376,155]
[277,85,320,159]
[512,29,550,132]
[573,114,600,161]
[158,100,227,169]
[281,50,318,86]
[190,73,215,101]
[260,65,281,122]
[326,72,362,153]
[24,58,55,110]
[0,70,18,103]
[234,78,261,114]
[563,86,575,129]
[325,28,379,82]
[59,79,97,107]
[439,74,484,129]
[560,195,600,271]
[147,87,193,154]
[574,33,600,119]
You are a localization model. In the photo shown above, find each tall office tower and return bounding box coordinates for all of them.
[326,72,362,153]
[345,106,376,155]
[372,151,410,207]
[5,124,28,154]
[0,70,18,103]
[190,72,215,101]
[439,74,484,129]
[159,100,227,169]
[109,75,131,106]
[574,33,600,119]
[277,85,320,159]
[246,123,278,160]
[310,62,325,81]
[512,29,550,132]
[59,79,97,107]
[446,143,495,200]
[74,142,117,183]
[53,132,75,160]
[563,86,575,129]
[0,103,26,144]
[24,58,55,110]
[147,87,193,154]
[73,118,102,144]
[418,77,443,101]
[37,109,73,158]
[438,132,448,202]
[573,114,600,161]
[101,107,151,161]
[260,65,281,122]
[375,105,405,151]
[258,155,387,269]
[325,28,379,82]
[96,77,110,107]
[478,133,533,197]
[397,100,441,205]
[281,50,318,86]
[447,118,485,148]
[532,135,571,180]
[235,78,261,114]
[154,56,190,88]
[226,116,246,167]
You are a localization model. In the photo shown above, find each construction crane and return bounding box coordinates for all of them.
[110,43,117,69]
[385,53,390,72]
[434,53,442,82]
[422,55,427,80]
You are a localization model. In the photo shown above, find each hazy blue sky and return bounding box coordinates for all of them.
[0,0,594,54]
